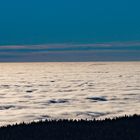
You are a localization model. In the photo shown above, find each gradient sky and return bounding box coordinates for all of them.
[0,0,140,61]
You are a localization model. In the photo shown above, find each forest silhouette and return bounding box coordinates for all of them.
[0,115,139,140]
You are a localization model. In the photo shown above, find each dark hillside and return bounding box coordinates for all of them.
[0,115,140,140]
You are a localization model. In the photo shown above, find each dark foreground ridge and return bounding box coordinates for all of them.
[0,115,140,140]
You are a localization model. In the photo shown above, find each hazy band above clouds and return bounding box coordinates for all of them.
[0,42,140,62]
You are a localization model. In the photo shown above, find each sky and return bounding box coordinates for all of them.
[0,0,140,61]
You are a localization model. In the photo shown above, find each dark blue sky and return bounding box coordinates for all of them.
[0,0,140,44]
[0,0,140,61]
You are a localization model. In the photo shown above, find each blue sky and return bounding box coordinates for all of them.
[0,0,140,61]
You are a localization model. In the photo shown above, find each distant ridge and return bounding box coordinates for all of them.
[0,115,140,140]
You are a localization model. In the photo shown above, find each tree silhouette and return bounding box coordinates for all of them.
[0,115,139,140]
